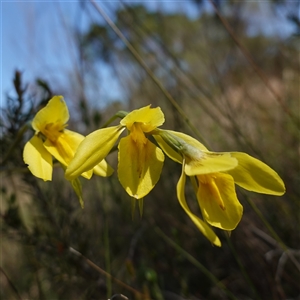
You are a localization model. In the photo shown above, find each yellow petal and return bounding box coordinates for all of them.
[32,96,69,133]
[197,173,243,230]
[23,135,52,181]
[118,134,164,199]
[185,152,238,176]
[153,133,183,164]
[44,129,93,179]
[65,126,124,180]
[93,160,114,177]
[227,152,286,195]
[177,163,221,246]
[120,105,164,132]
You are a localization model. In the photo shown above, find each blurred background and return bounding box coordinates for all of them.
[1,1,299,299]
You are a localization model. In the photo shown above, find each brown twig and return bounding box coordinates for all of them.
[69,247,149,299]
[0,267,22,300]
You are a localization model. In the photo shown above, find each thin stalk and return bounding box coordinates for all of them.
[154,227,237,300]
[69,247,148,299]
[90,0,209,146]
[209,0,299,129]
[224,233,261,299]
[101,111,128,128]
[245,195,300,273]
[0,267,22,300]
[104,219,112,298]
[131,198,136,220]
[138,198,144,218]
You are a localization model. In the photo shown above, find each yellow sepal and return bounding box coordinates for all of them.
[66,126,124,180]
[177,162,221,247]
[227,152,285,195]
[23,135,53,181]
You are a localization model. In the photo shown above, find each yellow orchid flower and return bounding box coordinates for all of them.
[66,105,165,199]
[153,129,285,246]
[23,96,113,181]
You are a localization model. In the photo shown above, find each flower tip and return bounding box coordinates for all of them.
[213,238,222,247]
[278,177,286,195]
[277,185,286,196]
[277,178,286,194]
[42,177,52,182]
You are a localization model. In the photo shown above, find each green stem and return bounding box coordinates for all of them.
[131,198,136,220]
[155,227,237,300]
[101,111,128,128]
[138,198,144,218]
[224,233,261,299]
[104,219,112,298]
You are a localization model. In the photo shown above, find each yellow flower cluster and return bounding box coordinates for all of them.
[24,96,285,246]
[23,96,112,181]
